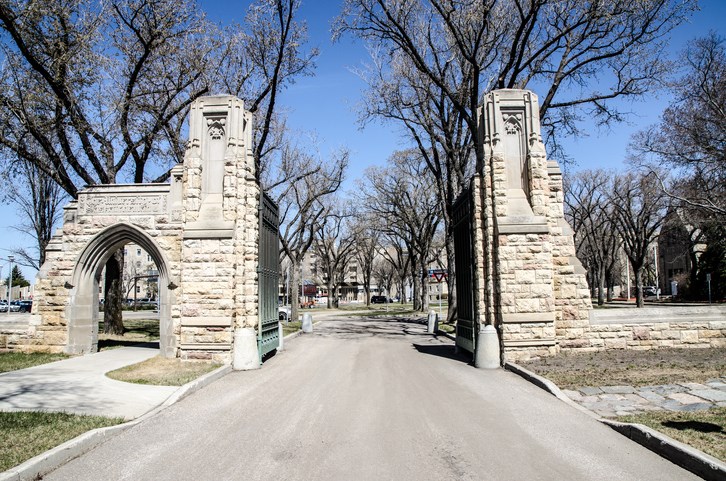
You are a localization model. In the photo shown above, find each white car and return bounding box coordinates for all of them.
[278,306,291,321]
[0,302,20,312]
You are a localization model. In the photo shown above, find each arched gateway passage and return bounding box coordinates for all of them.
[23,95,279,369]
[67,223,175,357]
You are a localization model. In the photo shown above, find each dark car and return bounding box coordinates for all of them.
[17,300,32,312]
[371,296,388,304]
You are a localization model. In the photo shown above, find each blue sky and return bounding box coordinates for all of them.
[2,0,724,282]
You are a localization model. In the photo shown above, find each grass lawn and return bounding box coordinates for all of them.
[0,411,123,472]
[618,407,726,462]
[283,321,302,336]
[0,352,69,373]
[106,356,220,386]
[98,319,159,350]
[437,323,455,334]
[521,348,726,389]
[346,308,418,317]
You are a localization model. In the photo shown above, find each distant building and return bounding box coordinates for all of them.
[98,243,158,301]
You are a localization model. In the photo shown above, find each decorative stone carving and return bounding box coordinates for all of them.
[79,194,167,215]
[207,118,226,140]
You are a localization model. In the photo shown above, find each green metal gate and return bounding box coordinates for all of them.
[453,187,476,355]
[258,192,280,362]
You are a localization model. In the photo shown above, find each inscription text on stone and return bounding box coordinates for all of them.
[80,195,166,215]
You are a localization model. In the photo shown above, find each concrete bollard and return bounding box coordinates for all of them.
[233,327,260,370]
[475,324,500,369]
[278,321,284,352]
[302,313,313,333]
[427,310,438,334]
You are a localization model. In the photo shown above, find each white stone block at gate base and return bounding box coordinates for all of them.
[475,325,501,369]
[302,313,313,333]
[233,327,260,370]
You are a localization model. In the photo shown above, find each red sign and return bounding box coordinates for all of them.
[429,269,447,282]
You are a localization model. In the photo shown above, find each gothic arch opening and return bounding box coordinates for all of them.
[66,223,176,357]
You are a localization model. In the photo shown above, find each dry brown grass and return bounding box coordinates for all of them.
[106,356,220,386]
[521,348,726,389]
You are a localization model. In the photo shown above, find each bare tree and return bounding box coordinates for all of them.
[218,0,318,178]
[610,171,669,307]
[2,155,65,270]
[565,170,621,305]
[631,32,726,221]
[313,206,356,308]
[0,0,317,334]
[273,144,348,322]
[358,150,441,311]
[336,0,694,320]
[350,218,380,306]
[372,256,395,300]
[377,234,410,304]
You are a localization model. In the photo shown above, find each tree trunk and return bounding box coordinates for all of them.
[412,264,421,311]
[634,267,644,308]
[421,269,429,312]
[290,261,300,323]
[606,270,614,302]
[103,249,125,335]
[445,230,456,323]
[597,267,606,306]
[326,278,334,309]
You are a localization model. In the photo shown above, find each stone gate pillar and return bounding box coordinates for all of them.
[473,89,591,361]
[179,96,260,366]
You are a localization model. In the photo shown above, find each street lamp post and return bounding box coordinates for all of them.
[7,255,13,317]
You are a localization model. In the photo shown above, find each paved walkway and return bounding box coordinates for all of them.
[0,347,177,420]
[564,378,726,417]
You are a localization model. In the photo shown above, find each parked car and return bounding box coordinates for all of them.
[0,301,20,312]
[371,296,389,304]
[17,300,32,312]
[279,305,291,321]
[643,286,660,297]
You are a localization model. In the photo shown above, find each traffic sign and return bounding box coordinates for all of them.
[428,269,447,282]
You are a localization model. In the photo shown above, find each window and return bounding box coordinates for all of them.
[136,248,142,256]
[136,286,141,293]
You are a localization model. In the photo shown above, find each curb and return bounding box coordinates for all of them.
[0,364,232,481]
[504,361,726,481]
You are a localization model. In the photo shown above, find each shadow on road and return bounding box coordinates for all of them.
[98,340,159,351]
[313,317,432,341]
[412,343,472,364]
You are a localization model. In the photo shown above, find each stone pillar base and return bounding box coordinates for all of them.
[233,327,259,370]
[475,325,501,369]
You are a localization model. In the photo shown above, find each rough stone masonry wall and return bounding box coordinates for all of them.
[545,162,592,354]
[13,185,183,354]
[559,306,726,354]
[475,89,593,363]
[178,98,259,363]
[178,237,238,361]
[233,114,260,336]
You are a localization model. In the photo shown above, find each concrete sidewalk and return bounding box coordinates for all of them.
[0,347,178,420]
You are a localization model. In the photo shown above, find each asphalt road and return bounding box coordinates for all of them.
[44,316,699,481]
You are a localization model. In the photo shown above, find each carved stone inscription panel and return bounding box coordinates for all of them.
[79,194,167,215]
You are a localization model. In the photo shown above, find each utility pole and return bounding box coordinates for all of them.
[7,255,13,317]
[654,244,660,300]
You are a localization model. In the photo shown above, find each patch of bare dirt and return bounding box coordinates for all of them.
[521,348,726,389]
